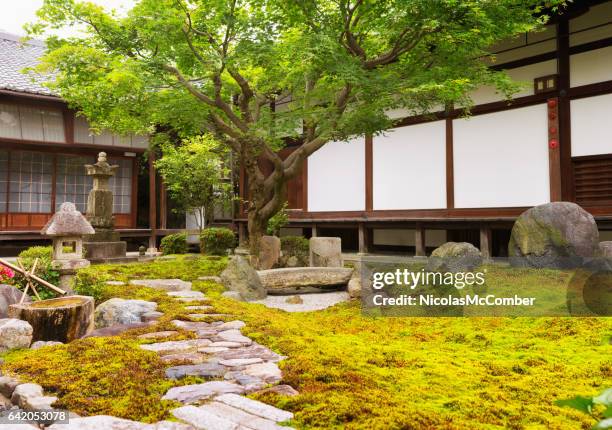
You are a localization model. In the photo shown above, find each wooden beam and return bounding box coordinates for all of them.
[302,157,308,211]
[557,17,574,202]
[415,223,426,257]
[148,151,157,250]
[479,226,492,260]
[365,135,373,211]
[446,117,454,209]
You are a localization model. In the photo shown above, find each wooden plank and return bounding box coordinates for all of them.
[446,117,454,209]
[148,151,157,249]
[415,224,426,257]
[365,135,373,211]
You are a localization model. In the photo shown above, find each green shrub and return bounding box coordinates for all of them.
[10,246,60,299]
[266,202,289,236]
[200,227,236,255]
[279,236,309,267]
[160,233,188,255]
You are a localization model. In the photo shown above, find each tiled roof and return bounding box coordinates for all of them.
[0,32,57,97]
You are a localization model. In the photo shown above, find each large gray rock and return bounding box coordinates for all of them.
[309,237,343,267]
[220,256,266,301]
[11,383,57,411]
[258,267,353,294]
[600,242,612,259]
[426,242,483,273]
[259,235,280,270]
[0,319,33,352]
[0,285,31,318]
[509,202,600,269]
[94,298,158,328]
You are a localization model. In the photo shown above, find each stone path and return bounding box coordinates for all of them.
[2,279,297,429]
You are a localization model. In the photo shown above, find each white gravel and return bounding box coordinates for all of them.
[253,292,350,312]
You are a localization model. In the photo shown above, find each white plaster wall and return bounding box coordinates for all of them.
[570,2,612,46]
[570,46,612,88]
[373,229,447,247]
[373,122,446,210]
[469,60,557,106]
[571,94,612,157]
[453,104,550,208]
[307,137,365,211]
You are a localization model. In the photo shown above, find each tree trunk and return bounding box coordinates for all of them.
[8,295,94,342]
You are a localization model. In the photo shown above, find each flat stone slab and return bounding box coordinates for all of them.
[130,279,192,292]
[172,320,211,331]
[168,291,206,299]
[184,306,213,311]
[47,415,196,429]
[199,346,230,354]
[171,405,239,430]
[138,331,179,340]
[165,362,227,379]
[219,358,263,367]
[140,339,211,355]
[253,292,349,312]
[216,321,245,331]
[163,381,245,404]
[216,393,294,422]
[257,267,353,294]
[214,330,252,345]
[206,341,244,349]
[242,362,282,384]
[217,344,284,363]
[160,353,206,365]
[105,281,125,286]
[196,401,290,430]
[197,276,222,283]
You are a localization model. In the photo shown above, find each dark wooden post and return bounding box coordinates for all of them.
[479,226,492,260]
[148,152,157,251]
[415,224,426,257]
[311,224,319,237]
[238,222,246,245]
[358,223,369,254]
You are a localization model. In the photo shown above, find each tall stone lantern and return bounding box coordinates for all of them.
[83,152,129,263]
[41,202,95,291]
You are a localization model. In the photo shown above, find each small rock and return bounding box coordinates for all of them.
[198,346,230,354]
[256,384,299,397]
[30,341,63,350]
[242,362,282,384]
[347,278,362,299]
[0,393,12,411]
[165,362,227,379]
[0,376,19,398]
[285,296,303,304]
[195,329,220,339]
[0,319,33,352]
[163,381,245,404]
[197,276,222,283]
[141,311,164,322]
[215,393,294,422]
[160,353,206,365]
[130,279,192,292]
[137,331,178,340]
[105,281,125,286]
[94,298,157,328]
[0,285,31,319]
[140,339,211,355]
[221,291,244,301]
[426,242,483,273]
[11,383,57,411]
[219,358,263,367]
[216,321,246,331]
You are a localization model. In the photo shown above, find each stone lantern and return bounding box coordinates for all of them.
[41,202,95,291]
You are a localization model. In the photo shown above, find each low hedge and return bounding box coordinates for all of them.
[200,227,236,256]
[160,233,188,255]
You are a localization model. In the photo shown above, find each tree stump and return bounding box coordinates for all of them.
[8,296,94,342]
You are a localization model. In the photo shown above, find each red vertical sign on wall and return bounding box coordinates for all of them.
[548,98,562,202]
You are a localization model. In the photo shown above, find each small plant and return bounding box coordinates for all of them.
[266,202,289,236]
[200,227,236,256]
[556,388,612,429]
[160,233,188,255]
[0,264,15,283]
[10,246,60,299]
[279,236,309,267]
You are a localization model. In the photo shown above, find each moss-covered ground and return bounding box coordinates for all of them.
[1,256,610,429]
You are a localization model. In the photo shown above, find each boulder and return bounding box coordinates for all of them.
[0,285,31,318]
[221,291,245,301]
[309,237,343,267]
[600,242,612,259]
[258,236,280,270]
[11,383,57,411]
[258,267,353,294]
[220,256,266,301]
[0,319,33,352]
[94,298,158,329]
[347,278,362,298]
[426,242,483,273]
[509,202,600,269]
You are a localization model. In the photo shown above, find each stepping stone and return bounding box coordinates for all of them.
[198,346,230,354]
[46,415,149,429]
[255,385,299,397]
[195,329,220,339]
[171,405,238,430]
[138,331,178,340]
[224,371,267,391]
[174,298,209,303]
[142,311,164,322]
[217,344,284,363]
[208,341,244,348]
[219,358,263,367]
[165,362,227,379]
[216,393,294,422]
[140,339,211,355]
[105,281,125,286]
[242,362,282,384]
[160,353,206,365]
[168,291,206,299]
[216,321,246,331]
[172,320,210,331]
[197,276,222,283]
[196,401,289,430]
[149,421,197,429]
[214,330,252,345]
[130,279,192,292]
[163,381,245,404]
[185,306,213,311]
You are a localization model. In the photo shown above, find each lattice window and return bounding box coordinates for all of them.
[108,157,132,214]
[0,103,65,143]
[55,155,94,213]
[8,151,53,213]
[0,150,8,210]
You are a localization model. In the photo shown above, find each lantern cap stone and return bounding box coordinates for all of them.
[41,202,95,236]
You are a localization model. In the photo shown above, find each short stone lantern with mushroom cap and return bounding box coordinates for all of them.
[41,202,95,291]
